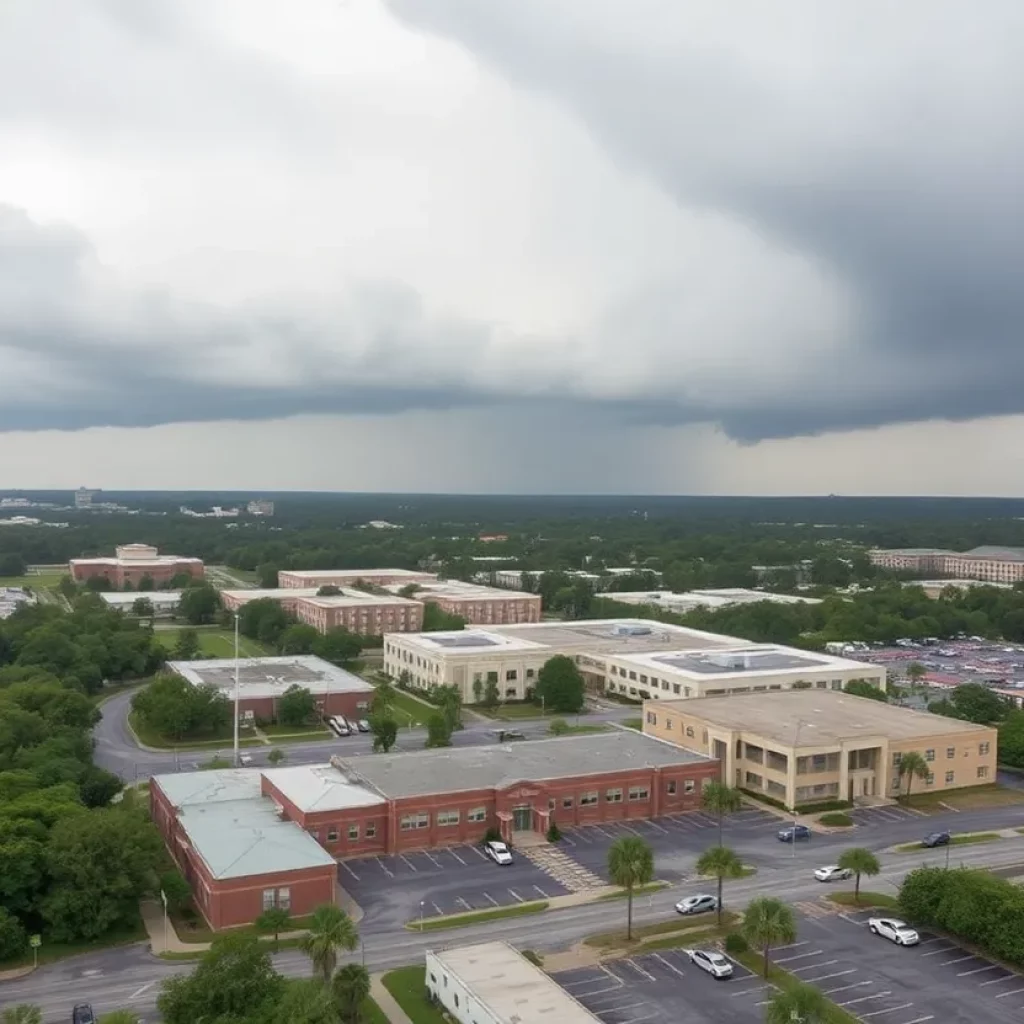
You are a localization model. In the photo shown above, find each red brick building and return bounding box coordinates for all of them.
[278,568,436,589]
[70,543,204,587]
[386,579,542,626]
[151,732,717,927]
[294,592,424,636]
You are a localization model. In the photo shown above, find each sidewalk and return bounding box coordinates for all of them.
[371,974,414,1024]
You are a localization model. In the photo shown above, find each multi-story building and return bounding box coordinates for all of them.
[294,591,424,636]
[150,730,717,927]
[605,588,821,614]
[869,546,1024,584]
[69,543,204,587]
[246,499,275,516]
[74,487,96,508]
[385,579,541,626]
[278,568,436,589]
[219,588,322,613]
[100,591,184,616]
[643,689,997,809]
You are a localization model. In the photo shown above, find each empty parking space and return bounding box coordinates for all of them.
[553,948,763,1024]
[848,805,925,826]
[793,908,1024,1022]
[338,844,570,923]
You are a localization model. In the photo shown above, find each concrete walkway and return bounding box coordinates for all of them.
[371,974,414,1024]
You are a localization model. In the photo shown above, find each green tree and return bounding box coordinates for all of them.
[370,714,398,753]
[436,683,463,732]
[256,564,280,588]
[136,574,155,593]
[0,906,27,960]
[535,655,585,713]
[171,627,200,661]
[159,868,193,915]
[472,677,484,704]
[131,597,155,619]
[998,710,1024,769]
[277,685,316,727]
[311,628,363,666]
[837,847,880,902]
[765,982,832,1024]
[742,897,797,978]
[844,679,888,702]
[607,835,654,941]
[267,748,287,766]
[425,712,452,749]
[176,584,220,625]
[905,662,927,693]
[238,598,291,647]
[299,904,359,984]
[278,623,320,655]
[695,845,744,925]
[1,1007,42,1024]
[255,905,292,951]
[371,676,397,715]
[317,585,342,596]
[548,717,570,736]
[263,979,338,1024]
[932,683,1009,725]
[421,604,466,631]
[158,932,283,1024]
[482,677,501,709]
[332,963,371,1024]
[701,780,743,844]
[897,750,930,803]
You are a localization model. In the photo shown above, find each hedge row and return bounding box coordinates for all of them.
[900,866,1024,967]
[739,788,852,815]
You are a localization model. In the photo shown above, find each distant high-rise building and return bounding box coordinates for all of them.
[246,499,275,516]
[75,488,96,508]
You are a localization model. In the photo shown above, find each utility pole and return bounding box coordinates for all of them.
[233,612,241,767]
[791,719,803,859]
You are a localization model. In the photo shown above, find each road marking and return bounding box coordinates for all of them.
[860,1003,913,1017]
[594,825,615,838]
[915,937,946,946]
[791,958,839,972]
[456,897,472,911]
[775,949,824,963]
[919,945,955,956]
[423,850,443,867]
[626,959,657,981]
[621,822,643,835]
[958,964,1003,977]
[561,833,577,847]
[938,955,975,965]
[375,856,394,878]
[896,1017,934,1023]
[448,848,467,865]
[431,902,443,915]
[533,885,550,899]
[340,862,361,881]
[653,952,686,978]
[508,888,524,903]
[994,987,1024,999]
[599,965,625,987]
[838,991,891,1007]
[803,969,856,984]
[980,974,1017,986]
[400,855,418,872]
[481,891,499,906]
[823,981,873,996]
[468,845,488,860]
[130,982,154,999]
[771,941,808,953]
[646,819,670,834]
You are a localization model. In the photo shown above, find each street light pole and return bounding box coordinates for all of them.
[233,612,241,768]
[791,719,803,860]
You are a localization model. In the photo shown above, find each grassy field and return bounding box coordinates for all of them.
[381,966,449,1024]
[596,881,671,902]
[621,718,643,731]
[0,919,147,970]
[585,911,738,950]
[905,784,1024,811]
[894,832,1002,853]
[154,627,272,658]
[128,710,263,751]
[0,572,63,590]
[260,722,332,738]
[827,891,900,909]
[387,688,437,727]
[407,901,548,932]
[171,912,316,944]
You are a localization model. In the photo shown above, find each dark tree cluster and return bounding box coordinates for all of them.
[236,598,363,664]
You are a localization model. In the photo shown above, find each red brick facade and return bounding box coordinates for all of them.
[70,556,204,587]
[422,592,542,626]
[237,688,372,724]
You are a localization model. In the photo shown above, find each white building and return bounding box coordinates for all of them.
[0,587,33,620]
[426,941,600,1024]
[100,591,183,615]
[606,588,822,614]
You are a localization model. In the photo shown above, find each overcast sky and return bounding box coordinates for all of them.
[2,0,1023,495]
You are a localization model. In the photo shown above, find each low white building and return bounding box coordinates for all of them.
[0,587,33,620]
[101,591,183,615]
[426,941,600,1024]
[606,588,822,614]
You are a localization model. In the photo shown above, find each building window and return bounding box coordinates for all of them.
[487,671,498,683]
[946,747,955,759]
[348,824,360,840]
[366,822,376,838]
[468,807,487,822]
[327,827,339,842]
[506,669,517,681]
[628,786,649,801]
[685,726,695,738]
[437,810,460,827]
[925,773,934,786]
[400,813,429,831]
[665,717,672,729]
[640,674,648,684]
[684,779,695,794]
[891,752,902,768]
[526,668,535,679]
[667,780,677,795]
[945,771,955,784]
[925,749,935,762]
[606,788,623,803]
[979,742,990,756]
[277,887,290,910]
[562,796,574,809]
[628,671,637,681]
[977,765,989,779]
[646,711,657,725]
[262,889,276,911]
[580,791,598,806]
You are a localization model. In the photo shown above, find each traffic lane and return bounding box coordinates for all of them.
[799,909,1023,1023]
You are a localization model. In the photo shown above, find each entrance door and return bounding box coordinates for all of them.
[513,806,533,831]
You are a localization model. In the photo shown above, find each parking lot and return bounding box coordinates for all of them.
[561,808,783,882]
[847,804,926,826]
[553,947,767,1024]
[338,844,569,929]
[794,907,1024,1022]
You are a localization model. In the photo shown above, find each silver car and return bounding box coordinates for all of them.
[687,949,733,978]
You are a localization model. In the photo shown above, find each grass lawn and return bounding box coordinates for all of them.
[555,724,608,736]
[735,951,860,1023]
[827,891,900,909]
[621,718,643,731]
[407,900,548,932]
[0,919,147,970]
[586,911,738,949]
[171,911,316,945]
[0,572,64,590]
[382,966,450,1024]
[386,688,437,728]
[260,722,332,738]
[128,710,263,751]
[894,832,1001,853]
[903,784,1024,811]
[155,628,272,659]
[596,881,671,901]
[475,702,552,721]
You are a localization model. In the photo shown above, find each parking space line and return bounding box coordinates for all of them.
[652,953,686,978]
[600,965,626,986]
[508,888,524,903]
[804,969,856,984]
[422,850,443,868]
[915,937,945,946]
[791,959,839,972]
[823,981,873,996]
[430,902,442,915]
[594,825,616,838]
[938,955,975,965]
[399,854,418,872]
[994,987,1024,999]
[561,833,577,847]
[958,964,1002,977]
[533,885,550,899]
[626,959,656,981]
[481,891,498,906]
[448,848,467,865]
[838,991,891,1007]
[980,974,1018,986]
[620,822,643,836]
[861,1003,913,1017]
[468,845,488,860]
[456,897,472,911]
[897,1017,934,1023]
[919,946,955,956]
[645,819,670,834]
[375,856,394,878]
[339,862,360,881]
[772,942,808,953]
[775,949,823,963]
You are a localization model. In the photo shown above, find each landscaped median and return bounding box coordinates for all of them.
[406,900,549,932]
[825,890,900,910]
[584,911,739,952]
[733,950,861,1024]
[892,831,1003,853]
[595,881,672,901]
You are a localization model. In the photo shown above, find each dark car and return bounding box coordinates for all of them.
[777,824,812,843]
[921,831,951,848]
[72,1005,95,1024]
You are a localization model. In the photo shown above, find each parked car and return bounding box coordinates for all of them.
[72,1006,96,1024]
[814,865,852,883]
[484,840,513,865]
[239,753,254,766]
[357,719,371,733]
[868,917,920,946]
[686,948,733,978]
[778,824,812,843]
[921,831,951,848]
[675,894,718,916]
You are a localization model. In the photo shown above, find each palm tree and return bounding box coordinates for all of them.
[897,750,930,804]
[332,962,371,1024]
[607,836,655,941]
[1,1007,42,1024]
[837,847,880,903]
[695,845,744,925]
[742,897,797,978]
[701,780,743,844]
[256,905,292,951]
[300,904,359,984]
[764,982,832,1023]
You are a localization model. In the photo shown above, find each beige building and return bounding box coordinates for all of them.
[870,546,1024,585]
[643,690,997,809]
[278,568,436,589]
[294,591,424,636]
[386,579,541,625]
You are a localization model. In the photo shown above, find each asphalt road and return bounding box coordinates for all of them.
[8,839,1024,1024]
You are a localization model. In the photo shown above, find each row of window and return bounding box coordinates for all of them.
[400,807,489,830]
[314,822,376,843]
[891,765,989,789]
[892,742,990,767]
[262,886,291,911]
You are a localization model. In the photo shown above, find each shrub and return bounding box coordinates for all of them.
[797,799,853,814]
[483,827,502,845]
[724,932,749,954]
[818,812,853,827]
[546,820,562,843]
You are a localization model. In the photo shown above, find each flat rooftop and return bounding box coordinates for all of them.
[335,729,711,799]
[263,764,386,813]
[609,588,821,608]
[659,690,992,745]
[101,591,183,606]
[430,941,600,1024]
[298,589,422,609]
[152,769,337,879]
[168,655,373,698]
[616,644,877,678]
[220,587,320,601]
[280,568,433,579]
[385,579,537,601]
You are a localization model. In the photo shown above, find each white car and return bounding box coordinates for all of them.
[814,865,852,883]
[484,840,513,865]
[675,894,718,916]
[868,917,920,946]
[686,949,733,978]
